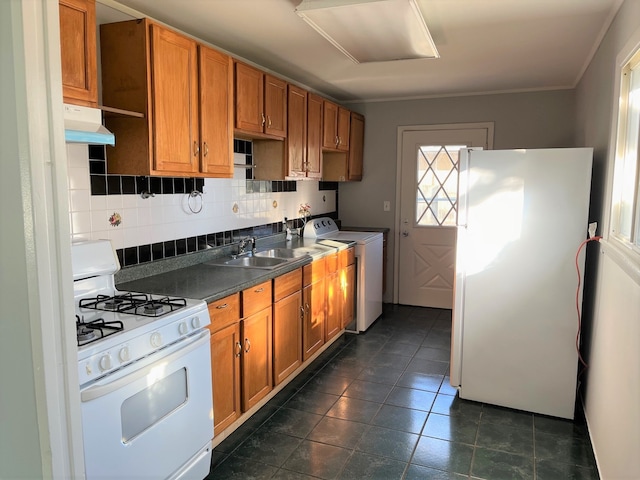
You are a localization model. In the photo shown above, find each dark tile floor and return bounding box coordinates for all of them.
[206,305,599,480]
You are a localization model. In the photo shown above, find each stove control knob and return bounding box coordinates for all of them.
[118,346,130,363]
[98,354,112,372]
[85,363,92,376]
[179,322,189,335]
[150,332,162,348]
[191,316,201,329]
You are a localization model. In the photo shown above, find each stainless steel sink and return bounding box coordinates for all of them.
[254,248,309,259]
[206,255,289,269]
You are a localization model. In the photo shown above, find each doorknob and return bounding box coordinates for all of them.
[402,231,409,237]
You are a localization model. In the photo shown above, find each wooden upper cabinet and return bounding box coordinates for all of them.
[199,45,234,177]
[234,62,287,140]
[264,75,287,137]
[150,24,199,174]
[322,100,350,151]
[306,93,323,179]
[286,85,308,178]
[100,19,233,177]
[59,0,98,107]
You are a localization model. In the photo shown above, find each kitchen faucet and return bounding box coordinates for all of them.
[236,236,257,256]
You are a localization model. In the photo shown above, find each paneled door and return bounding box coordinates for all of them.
[397,124,493,308]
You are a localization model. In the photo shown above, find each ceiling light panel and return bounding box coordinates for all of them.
[295,0,439,63]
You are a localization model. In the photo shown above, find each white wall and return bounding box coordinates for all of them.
[574,0,640,477]
[340,90,576,302]
[66,144,336,250]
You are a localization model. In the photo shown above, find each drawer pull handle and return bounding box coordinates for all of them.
[254,287,264,293]
[235,342,242,357]
[300,305,304,319]
[216,303,228,309]
[245,338,251,353]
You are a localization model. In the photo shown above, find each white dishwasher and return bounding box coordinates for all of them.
[304,217,383,332]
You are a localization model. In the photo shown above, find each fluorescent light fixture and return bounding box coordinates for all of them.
[295,0,439,63]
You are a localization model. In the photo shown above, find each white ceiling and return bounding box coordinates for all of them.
[98,0,623,103]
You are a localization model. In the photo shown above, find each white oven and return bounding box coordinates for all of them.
[72,240,213,480]
[304,217,383,332]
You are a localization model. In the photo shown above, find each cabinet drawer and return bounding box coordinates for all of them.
[208,293,240,333]
[303,257,326,287]
[339,247,355,268]
[325,252,338,274]
[242,280,273,317]
[274,268,302,302]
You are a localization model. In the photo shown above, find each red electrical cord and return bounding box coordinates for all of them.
[575,236,602,378]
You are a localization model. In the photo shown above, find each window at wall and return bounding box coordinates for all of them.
[611,46,640,252]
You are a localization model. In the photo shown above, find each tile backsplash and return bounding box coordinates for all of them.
[67,142,338,267]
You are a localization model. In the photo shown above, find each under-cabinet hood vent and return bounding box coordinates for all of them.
[64,103,115,146]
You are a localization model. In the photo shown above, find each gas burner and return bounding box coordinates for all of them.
[143,302,165,315]
[76,315,124,347]
[103,298,126,311]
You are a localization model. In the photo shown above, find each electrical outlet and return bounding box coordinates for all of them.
[383,201,391,212]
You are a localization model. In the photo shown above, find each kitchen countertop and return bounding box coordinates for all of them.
[116,236,340,304]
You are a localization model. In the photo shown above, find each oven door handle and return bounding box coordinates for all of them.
[81,330,210,403]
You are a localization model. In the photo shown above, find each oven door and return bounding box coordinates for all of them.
[80,330,213,480]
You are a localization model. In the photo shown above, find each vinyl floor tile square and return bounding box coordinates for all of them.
[233,428,301,467]
[534,431,596,468]
[396,372,444,392]
[208,454,278,480]
[355,425,420,462]
[356,365,405,385]
[282,440,351,479]
[471,447,534,479]
[307,416,368,448]
[285,389,339,415]
[385,386,436,411]
[404,463,468,480]
[411,436,473,475]
[535,458,599,480]
[338,451,407,480]
[422,412,479,444]
[326,396,382,423]
[476,422,534,456]
[261,407,323,438]
[370,404,428,434]
[342,379,394,403]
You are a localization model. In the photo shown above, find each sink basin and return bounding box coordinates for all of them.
[207,256,289,269]
[254,248,309,259]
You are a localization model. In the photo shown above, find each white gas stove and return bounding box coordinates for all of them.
[72,240,213,480]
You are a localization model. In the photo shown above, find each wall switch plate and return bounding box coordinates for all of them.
[383,201,391,211]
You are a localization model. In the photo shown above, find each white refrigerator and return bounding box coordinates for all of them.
[450,147,593,419]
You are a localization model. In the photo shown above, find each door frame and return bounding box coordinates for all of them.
[393,123,494,304]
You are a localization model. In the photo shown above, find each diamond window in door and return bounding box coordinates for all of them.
[416,145,465,226]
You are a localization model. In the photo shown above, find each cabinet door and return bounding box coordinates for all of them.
[241,307,273,411]
[325,270,342,341]
[337,107,351,151]
[235,62,264,134]
[264,75,287,138]
[273,290,303,385]
[149,24,199,174]
[303,279,326,361]
[342,264,355,330]
[211,322,241,435]
[322,100,339,149]
[287,85,307,177]
[306,93,323,179]
[199,46,233,178]
[59,0,97,107]
[348,112,364,180]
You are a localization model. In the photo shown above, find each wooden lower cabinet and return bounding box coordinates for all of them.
[241,306,273,411]
[210,322,241,435]
[273,291,303,385]
[325,251,341,341]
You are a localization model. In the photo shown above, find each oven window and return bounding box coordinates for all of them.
[121,367,187,442]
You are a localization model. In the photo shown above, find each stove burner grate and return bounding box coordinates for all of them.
[79,293,187,317]
[76,315,124,346]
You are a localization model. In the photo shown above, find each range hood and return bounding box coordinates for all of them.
[64,103,115,146]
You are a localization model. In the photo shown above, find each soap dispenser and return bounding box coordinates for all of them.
[284,217,292,241]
